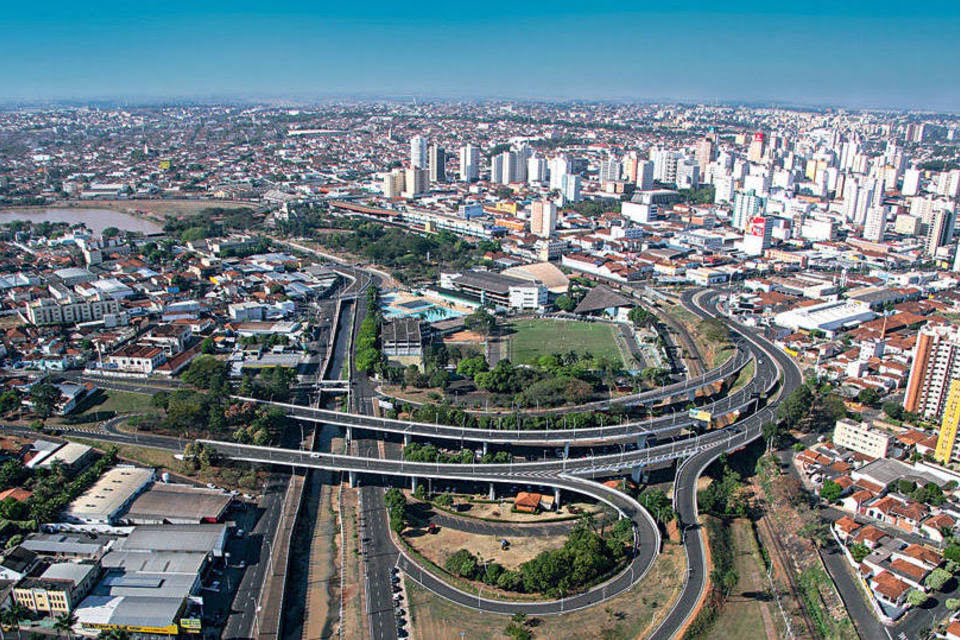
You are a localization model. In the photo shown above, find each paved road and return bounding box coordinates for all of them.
[819,544,890,640]
[649,287,803,640]
[235,369,760,447]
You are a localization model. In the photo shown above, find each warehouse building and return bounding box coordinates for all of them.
[62,467,154,525]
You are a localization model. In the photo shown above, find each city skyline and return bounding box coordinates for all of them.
[2,0,959,112]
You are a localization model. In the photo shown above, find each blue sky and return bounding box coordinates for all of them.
[2,1,959,111]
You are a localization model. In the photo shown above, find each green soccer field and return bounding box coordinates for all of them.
[508,319,630,367]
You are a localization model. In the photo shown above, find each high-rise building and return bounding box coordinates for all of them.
[676,159,700,189]
[492,150,519,184]
[513,145,532,183]
[901,168,921,196]
[562,174,582,202]
[927,209,953,256]
[903,325,960,419]
[621,152,639,182]
[935,379,960,464]
[747,131,766,163]
[404,167,428,197]
[696,135,717,170]
[549,156,571,191]
[459,144,479,182]
[599,157,622,184]
[863,205,886,242]
[529,200,557,238]
[409,135,428,170]
[428,144,446,183]
[741,215,774,256]
[653,149,680,184]
[527,157,548,185]
[383,169,406,198]
[635,160,654,190]
[732,191,765,230]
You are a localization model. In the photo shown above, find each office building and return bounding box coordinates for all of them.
[409,135,427,169]
[428,144,446,183]
[459,144,479,182]
[529,200,557,238]
[741,216,774,256]
[904,325,960,419]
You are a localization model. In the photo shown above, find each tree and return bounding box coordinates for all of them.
[856,388,880,407]
[101,227,120,238]
[456,355,489,378]
[53,612,76,640]
[945,598,959,611]
[820,480,843,502]
[849,543,871,563]
[554,294,576,312]
[882,400,903,420]
[0,390,21,414]
[200,337,215,354]
[638,488,674,524]
[628,306,657,328]
[181,356,228,391]
[444,549,480,579]
[29,382,60,419]
[943,542,959,563]
[906,589,928,607]
[926,568,952,591]
[464,307,497,336]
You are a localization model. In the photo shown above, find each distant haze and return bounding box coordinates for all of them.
[2,0,959,112]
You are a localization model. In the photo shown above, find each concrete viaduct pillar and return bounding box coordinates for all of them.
[631,466,648,485]
[346,426,353,442]
[563,442,570,459]
[488,483,496,501]
[411,477,418,493]
[348,471,357,488]
[553,487,561,509]
[403,433,411,446]
[482,441,489,456]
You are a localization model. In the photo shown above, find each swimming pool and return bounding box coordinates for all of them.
[381,293,466,322]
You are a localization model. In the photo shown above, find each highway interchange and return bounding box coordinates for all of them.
[202,283,803,639]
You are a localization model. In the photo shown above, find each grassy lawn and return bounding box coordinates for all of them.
[405,544,685,640]
[508,319,627,367]
[406,525,570,571]
[61,389,161,426]
[66,437,265,493]
[706,519,779,640]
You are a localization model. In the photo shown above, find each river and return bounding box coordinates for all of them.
[0,207,164,235]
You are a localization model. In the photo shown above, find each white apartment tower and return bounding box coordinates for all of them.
[409,135,428,170]
[459,144,480,182]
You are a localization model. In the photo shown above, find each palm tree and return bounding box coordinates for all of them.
[96,630,130,640]
[53,612,76,640]
[2,604,29,640]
